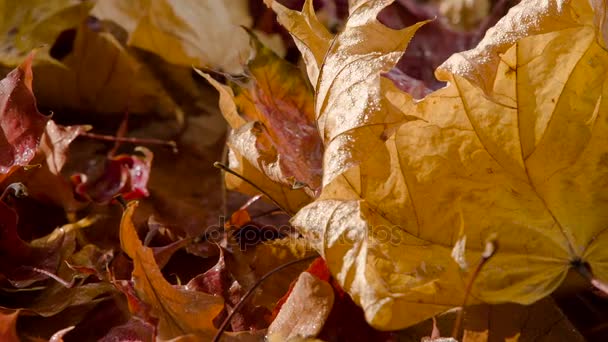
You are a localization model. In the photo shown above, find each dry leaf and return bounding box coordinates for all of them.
[92,0,252,74]
[33,20,177,116]
[200,37,322,212]
[266,0,333,86]
[268,271,335,340]
[119,201,224,340]
[461,298,585,342]
[290,0,608,330]
[0,53,49,175]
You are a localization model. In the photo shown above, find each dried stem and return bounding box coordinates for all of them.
[29,267,77,288]
[80,132,178,153]
[211,255,317,342]
[213,162,291,216]
[451,238,498,339]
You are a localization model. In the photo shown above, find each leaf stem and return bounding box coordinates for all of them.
[211,254,317,342]
[451,238,498,339]
[29,267,77,288]
[213,162,292,216]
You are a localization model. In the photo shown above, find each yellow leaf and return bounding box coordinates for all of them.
[290,0,608,330]
[0,0,92,66]
[120,202,224,340]
[92,0,252,74]
[267,0,333,85]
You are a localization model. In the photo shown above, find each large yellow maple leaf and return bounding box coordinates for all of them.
[284,0,608,330]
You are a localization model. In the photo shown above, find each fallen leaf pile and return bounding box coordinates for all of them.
[1,0,608,341]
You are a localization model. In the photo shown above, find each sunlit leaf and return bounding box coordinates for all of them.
[266,0,332,86]
[290,0,608,330]
[268,271,334,340]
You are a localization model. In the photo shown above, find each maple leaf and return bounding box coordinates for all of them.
[200,36,322,212]
[0,53,49,176]
[119,201,224,340]
[288,0,608,330]
[91,0,253,74]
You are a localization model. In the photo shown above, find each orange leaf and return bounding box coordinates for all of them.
[119,201,224,340]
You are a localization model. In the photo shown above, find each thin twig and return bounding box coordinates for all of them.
[211,255,317,342]
[213,162,291,216]
[80,132,178,153]
[29,267,77,288]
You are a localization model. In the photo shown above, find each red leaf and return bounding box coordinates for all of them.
[71,147,153,204]
[0,52,49,175]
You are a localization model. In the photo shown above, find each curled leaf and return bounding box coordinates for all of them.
[72,147,153,204]
[120,201,224,339]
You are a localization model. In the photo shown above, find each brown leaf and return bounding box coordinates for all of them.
[119,201,224,340]
[461,298,585,342]
[231,38,322,192]
[32,20,178,117]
